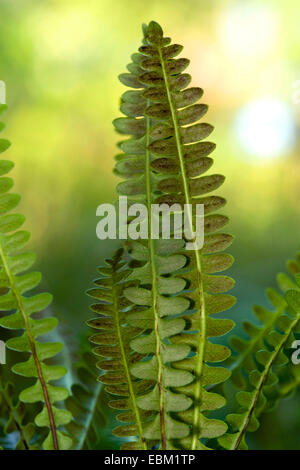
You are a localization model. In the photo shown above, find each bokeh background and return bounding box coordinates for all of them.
[1,0,300,449]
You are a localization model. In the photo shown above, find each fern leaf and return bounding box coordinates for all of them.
[0,105,72,450]
[113,21,235,450]
[65,354,106,449]
[229,253,300,389]
[115,31,194,450]
[116,34,193,450]
[87,248,154,450]
[219,278,300,450]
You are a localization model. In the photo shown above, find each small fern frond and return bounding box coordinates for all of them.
[219,278,300,450]
[113,21,235,450]
[277,361,300,399]
[0,370,38,449]
[65,356,106,449]
[0,105,72,450]
[87,248,152,450]
[230,253,300,389]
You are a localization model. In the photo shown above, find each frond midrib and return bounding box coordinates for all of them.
[145,103,167,449]
[157,44,207,450]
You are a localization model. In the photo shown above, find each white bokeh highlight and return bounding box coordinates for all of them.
[235,98,296,163]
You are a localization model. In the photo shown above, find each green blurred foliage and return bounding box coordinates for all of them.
[0,0,299,449]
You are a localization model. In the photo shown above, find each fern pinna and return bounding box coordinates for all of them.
[0,104,72,450]
[91,21,236,450]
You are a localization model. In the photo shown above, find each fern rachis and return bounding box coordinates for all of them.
[144,99,167,449]
[155,27,213,451]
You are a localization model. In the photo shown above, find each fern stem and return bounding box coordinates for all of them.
[0,241,59,450]
[145,103,167,450]
[232,315,300,450]
[157,46,207,450]
[112,268,147,450]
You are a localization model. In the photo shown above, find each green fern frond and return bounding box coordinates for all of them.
[219,277,300,450]
[115,29,194,450]
[0,370,38,449]
[278,365,300,399]
[230,253,300,389]
[87,248,155,450]
[113,21,235,450]
[0,105,72,450]
[65,355,106,449]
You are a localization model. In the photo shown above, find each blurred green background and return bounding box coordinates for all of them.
[1,0,300,449]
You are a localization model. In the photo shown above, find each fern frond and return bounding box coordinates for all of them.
[277,362,300,399]
[115,30,194,451]
[219,279,300,450]
[65,355,106,449]
[230,253,300,389]
[113,21,235,450]
[0,105,72,450]
[87,248,154,450]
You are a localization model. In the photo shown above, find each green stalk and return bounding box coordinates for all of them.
[145,104,167,450]
[157,46,207,450]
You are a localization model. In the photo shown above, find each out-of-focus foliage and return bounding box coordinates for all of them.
[0,0,300,450]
